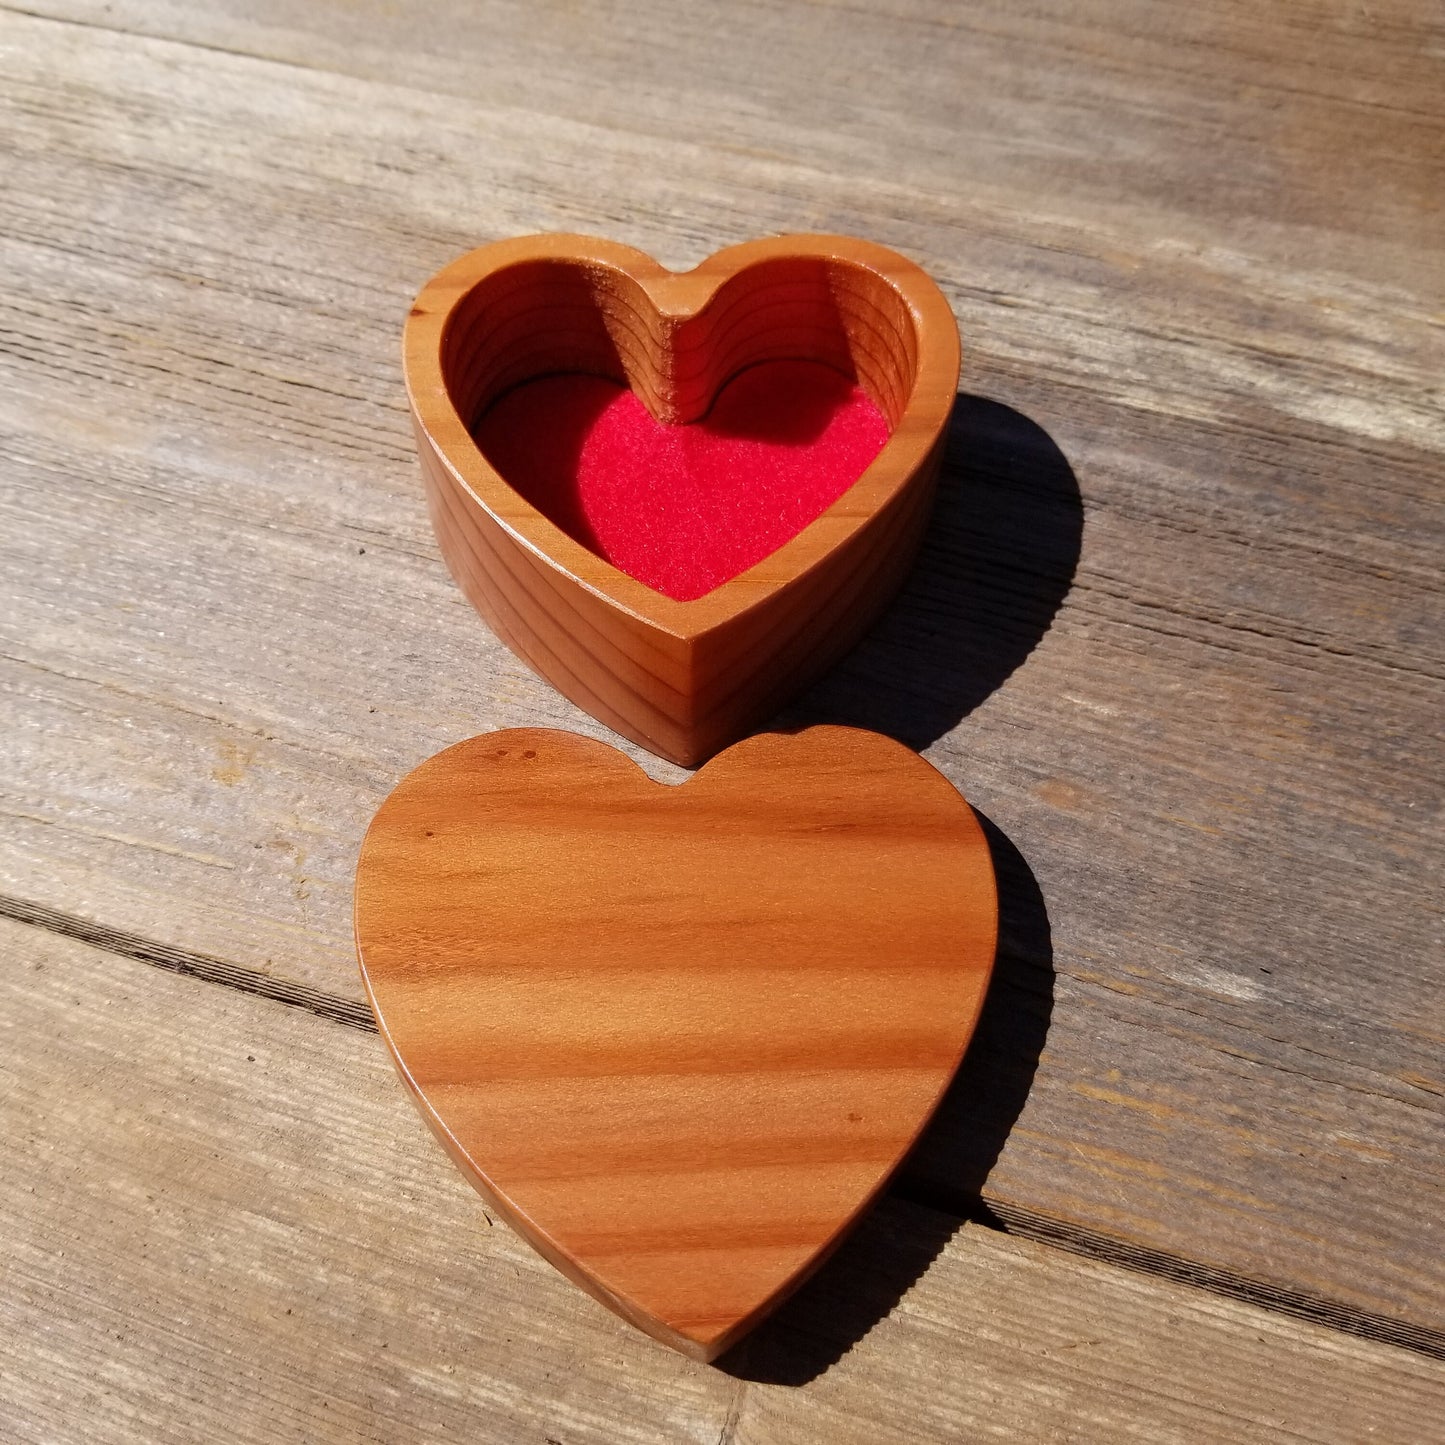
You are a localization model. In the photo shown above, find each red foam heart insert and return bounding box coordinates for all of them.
[473,360,889,601]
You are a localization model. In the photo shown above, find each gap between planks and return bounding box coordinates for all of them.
[4,888,1440,1366]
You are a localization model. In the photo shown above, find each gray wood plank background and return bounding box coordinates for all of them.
[1,0,1442,1411]
[5,916,1442,1443]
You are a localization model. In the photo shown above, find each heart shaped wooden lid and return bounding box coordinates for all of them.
[354,726,997,1360]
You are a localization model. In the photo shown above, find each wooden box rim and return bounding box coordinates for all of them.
[403,232,961,642]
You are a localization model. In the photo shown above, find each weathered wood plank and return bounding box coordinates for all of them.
[16,0,1445,297]
[0,0,1441,1339]
[4,915,1443,1444]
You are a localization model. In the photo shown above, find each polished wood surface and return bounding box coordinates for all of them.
[2,0,1442,1433]
[355,726,997,1359]
[405,235,960,765]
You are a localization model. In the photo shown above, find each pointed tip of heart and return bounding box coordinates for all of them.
[663,1318,751,1365]
[596,1293,758,1364]
[568,1258,812,1364]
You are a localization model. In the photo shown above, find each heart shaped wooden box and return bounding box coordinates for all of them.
[404,234,960,765]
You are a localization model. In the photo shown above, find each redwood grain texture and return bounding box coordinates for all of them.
[354,726,996,1358]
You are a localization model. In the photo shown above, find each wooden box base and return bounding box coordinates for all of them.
[403,234,961,766]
